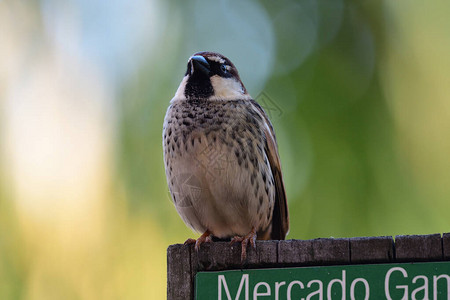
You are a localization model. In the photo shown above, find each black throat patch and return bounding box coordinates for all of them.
[184,72,214,99]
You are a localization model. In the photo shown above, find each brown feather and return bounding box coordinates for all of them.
[250,100,289,240]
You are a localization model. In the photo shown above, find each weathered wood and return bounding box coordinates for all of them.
[350,236,394,263]
[278,238,350,266]
[310,238,350,264]
[167,244,193,300]
[191,240,279,271]
[245,240,279,268]
[442,232,450,259]
[278,239,314,265]
[395,234,443,261]
[167,233,448,300]
[193,241,242,271]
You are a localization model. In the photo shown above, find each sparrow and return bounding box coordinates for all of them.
[163,51,289,260]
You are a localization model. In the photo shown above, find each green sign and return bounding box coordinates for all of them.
[196,262,450,299]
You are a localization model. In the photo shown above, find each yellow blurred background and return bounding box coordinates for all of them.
[1,0,450,299]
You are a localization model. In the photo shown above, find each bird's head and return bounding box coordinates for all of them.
[173,52,250,101]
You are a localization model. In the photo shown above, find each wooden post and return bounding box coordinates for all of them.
[167,233,449,300]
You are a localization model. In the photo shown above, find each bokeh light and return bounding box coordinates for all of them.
[1,0,450,298]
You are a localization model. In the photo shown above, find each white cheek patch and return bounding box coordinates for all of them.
[172,74,251,102]
[209,75,250,100]
[172,75,188,101]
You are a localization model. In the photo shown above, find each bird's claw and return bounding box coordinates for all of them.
[230,228,257,261]
[184,238,196,245]
[184,230,212,251]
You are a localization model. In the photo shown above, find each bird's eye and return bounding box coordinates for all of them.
[220,64,228,74]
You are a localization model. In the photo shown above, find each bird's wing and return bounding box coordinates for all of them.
[250,100,289,240]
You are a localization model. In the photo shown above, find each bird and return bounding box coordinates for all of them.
[163,51,289,260]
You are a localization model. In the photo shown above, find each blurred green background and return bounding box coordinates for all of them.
[1,0,450,298]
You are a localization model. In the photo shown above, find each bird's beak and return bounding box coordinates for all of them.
[190,55,210,76]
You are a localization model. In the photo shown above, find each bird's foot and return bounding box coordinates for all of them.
[230,228,257,261]
[184,230,212,251]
